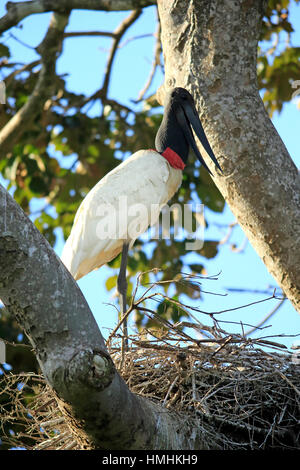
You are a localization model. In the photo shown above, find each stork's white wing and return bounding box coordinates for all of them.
[61,150,182,280]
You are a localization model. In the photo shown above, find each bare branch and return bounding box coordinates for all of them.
[135,9,162,102]
[0,0,156,35]
[8,31,36,49]
[64,30,115,38]
[245,298,286,337]
[4,59,41,86]
[0,12,69,157]
[119,32,154,48]
[75,10,142,116]
[101,9,142,100]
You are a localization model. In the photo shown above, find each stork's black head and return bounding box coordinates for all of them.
[155,87,222,174]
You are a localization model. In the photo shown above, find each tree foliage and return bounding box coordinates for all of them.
[259,0,300,114]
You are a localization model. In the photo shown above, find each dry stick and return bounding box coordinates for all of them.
[163,376,179,406]
[276,371,300,398]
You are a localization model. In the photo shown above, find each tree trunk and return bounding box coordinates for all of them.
[157,0,300,312]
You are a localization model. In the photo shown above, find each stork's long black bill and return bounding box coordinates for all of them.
[175,107,212,174]
[178,102,222,174]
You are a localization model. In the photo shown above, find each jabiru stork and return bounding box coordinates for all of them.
[61,87,222,340]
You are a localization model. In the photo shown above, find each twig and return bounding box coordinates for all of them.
[119,33,154,48]
[3,59,41,87]
[226,286,281,295]
[276,371,300,398]
[64,31,115,39]
[245,298,286,336]
[163,376,179,406]
[231,236,248,253]
[218,221,238,245]
[8,32,36,50]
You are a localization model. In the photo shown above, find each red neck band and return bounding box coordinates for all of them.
[150,148,185,170]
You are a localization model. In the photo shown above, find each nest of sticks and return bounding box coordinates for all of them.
[1,272,300,450]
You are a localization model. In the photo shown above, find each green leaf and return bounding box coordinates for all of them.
[105,275,118,291]
[0,44,10,58]
[29,176,48,195]
[189,263,204,273]
[199,241,219,259]
[87,145,99,158]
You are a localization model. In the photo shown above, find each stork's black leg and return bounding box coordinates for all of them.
[117,242,129,349]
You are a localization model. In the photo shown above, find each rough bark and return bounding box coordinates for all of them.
[157,0,300,312]
[0,183,212,450]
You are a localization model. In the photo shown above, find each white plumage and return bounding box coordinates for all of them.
[61,87,222,288]
[61,149,182,280]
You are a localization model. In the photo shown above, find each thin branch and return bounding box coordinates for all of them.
[8,31,36,50]
[231,236,248,253]
[74,10,142,115]
[226,286,280,295]
[135,9,161,102]
[4,59,41,86]
[106,271,286,349]
[119,32,154,48]
[0,12,69,157]
[101,9,142,100]
[245,298,286,337]
[64,30,115,39]
[218,221,238,245]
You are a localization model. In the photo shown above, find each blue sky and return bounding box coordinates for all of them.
[0,2,299,350]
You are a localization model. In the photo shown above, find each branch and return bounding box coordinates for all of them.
[135,8,162,102]
[0,0,156,35]
[76,10,142,115]
[0,182,210,450]
[0,12,69,157]
[119,32,154,48]
[64,30,115,38]
[4,59,41,86]
[245,298,286,336]
[100,9,142,100]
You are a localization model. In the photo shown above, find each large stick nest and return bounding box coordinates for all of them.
[1,333,299,450]
[1,273,300,450]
